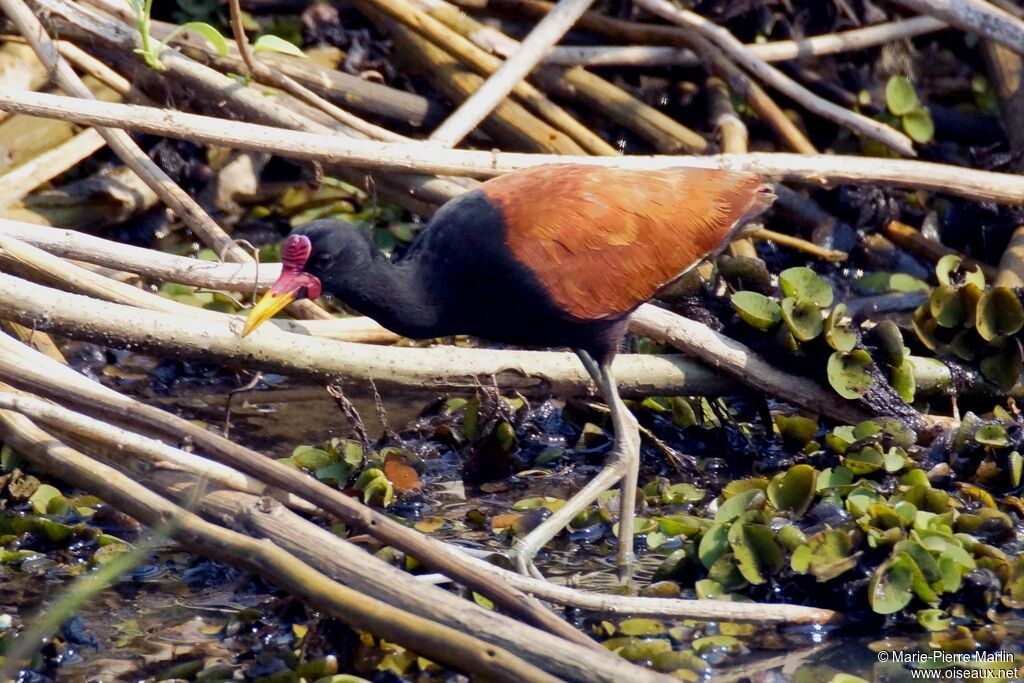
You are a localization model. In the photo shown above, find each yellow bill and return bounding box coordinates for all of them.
[241,289,296,337]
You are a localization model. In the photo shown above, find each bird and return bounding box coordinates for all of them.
[241,164,775,582]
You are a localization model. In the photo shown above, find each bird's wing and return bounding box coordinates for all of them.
[481,164,774,321]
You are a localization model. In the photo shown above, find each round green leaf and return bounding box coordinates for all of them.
[828,350,875,399]
[731,291,782,330]
[766,464,817,515]
[824,304,856,352]
[976,287,1024,341]
[902,108,934,144]
[780,267,834,307]
[929,285,965,328]
[869,553,915,614]
[782,297,824,341]
[975,424,1009,448]
[912,306,951,355]
[891,362,916,404]
[728,523,784,585]
[980,338,1024,392]
[885,75,919,116]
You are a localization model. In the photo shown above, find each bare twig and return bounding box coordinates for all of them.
[428,0,596,147]
[883,220,998,280]
[889,0,1024,55]
[0,129,105,209]
[539,16,947,66]
[632,0,915,156]
[2,89,1023,203]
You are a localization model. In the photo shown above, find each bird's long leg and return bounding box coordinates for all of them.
[509,351,641,583]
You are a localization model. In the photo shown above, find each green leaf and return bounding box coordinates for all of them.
[828,350,875,400]
[781,297,824,341]
[975,424,1009,448]
[917,608,952,632]
[929,285,965,328]
[780,267,833,307]
[902,108,934,144]
[29,484,68,516]
[253,34,306,58]
[714,488,765,523]
[728,523,785,585]
[886,75,919,116]
[698,523,730,569]
[976,287,1024,341]
[179,21,229,55]
[869,553,916,614]
[731,291,781,330]
[791,529,858,582]
[766,464,817,516]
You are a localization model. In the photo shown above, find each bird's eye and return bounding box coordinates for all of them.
[312,254,332,271]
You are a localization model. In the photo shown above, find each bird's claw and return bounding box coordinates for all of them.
[509,541,545,580]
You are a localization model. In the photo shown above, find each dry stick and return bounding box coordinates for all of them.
[406,0,708,154]
[0,408,565,683]
[483,0,815,154]
[1,0,330,322]
[222,0,407,142]
[889,0,1024,55]
[356,0,617,155]
[0,337,832,626]
[0,271,730,398]
[540,16,947,66]
[751,228,848,261]
[428,0,596,147]
[380,15,588,154]
[0,129,105,209]
[4,89,1024,204]
[0,230,393,344]
[709,76,757,259]
[882,220,998,281]
[632,0,914,156]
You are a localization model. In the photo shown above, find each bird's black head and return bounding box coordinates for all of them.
[241,219,375,336]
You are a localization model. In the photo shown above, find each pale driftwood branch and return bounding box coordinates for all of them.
[539,16,946,66]
[0,407,567,683]
[633,0,915,156]
[0,129,106,208]
[1,88,1022,204]
[0,271,732,396]
[428,0,596,147]
[890,0,1024,55]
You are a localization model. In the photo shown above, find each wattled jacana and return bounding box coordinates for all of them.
[242,164,774,581]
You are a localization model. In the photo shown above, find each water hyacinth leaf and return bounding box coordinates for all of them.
[974,424,1009,448]
[902,108,935,144]
[980,338,1024,392]
[661,483,705,505]
[791,529,858,582]
[936,254,964,287]
[917,609,951,631]
[698,522,730,569]
[891,362,916,403]
[828,350,875,399]
[728,523,785,584]
[950,328,984,362]
[775,323,800,352]
[856,271,928,294]
[293,445,335,470]
[29,484,68,516]
[774,414,819,448]
[884,447,909,473]
[780,267,834,307]
[929,285,965,328]
[659,514,702,537]
[691,635,742,654]
[869,553,916,614]
[886,75,919,115]
[767,464,817,515]
[824,304,856,352]
[912,306,951,355]
[617,618,667,636]
[869,320,906,368]
[653,547,690,580]
[817,466,854,490]
[708,553,748,591]
[715,488,766,523]
[976,287,1024,341]
[731,291,782,330]
[651,650,709,677]
[782,297,824,341]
